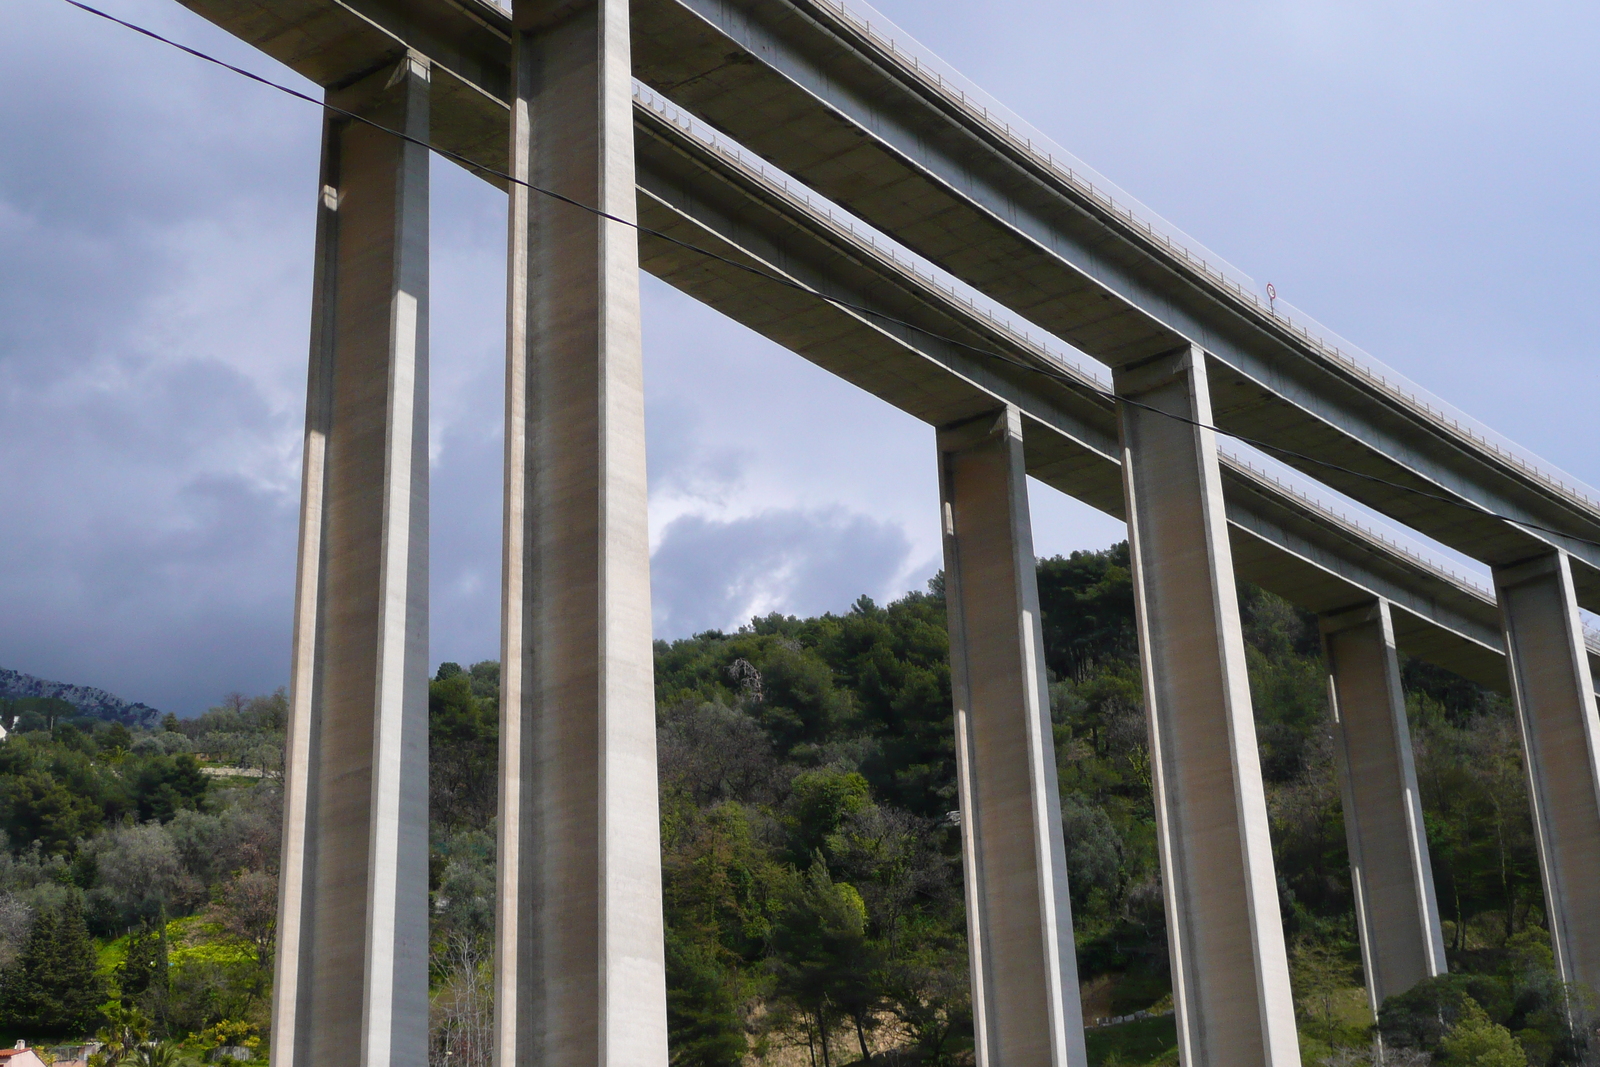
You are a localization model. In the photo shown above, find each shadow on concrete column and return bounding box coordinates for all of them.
[1321,600,1446,1015]
[1495,550,1600,993]
[495,1,668,1064]
[938,406,1087,1067]
[272,55,431,1067]
[1115,345,1300,1067]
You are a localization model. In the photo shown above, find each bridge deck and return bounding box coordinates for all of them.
[623,0,1600,603]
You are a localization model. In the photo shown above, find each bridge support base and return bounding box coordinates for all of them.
[1496,550,1600,993]
[271,55,432,1067]
[1115,346,1300,1067]
[495,1,669,1064]
[1322,600,1446,1013]
[938,406,1087,1067]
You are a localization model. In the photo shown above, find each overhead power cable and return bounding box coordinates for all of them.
[55,0,1600,554]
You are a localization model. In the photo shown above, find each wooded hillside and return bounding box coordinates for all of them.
[0,543,1590,1065]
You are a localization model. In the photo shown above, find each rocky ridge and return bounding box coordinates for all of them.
[0,667,162,728]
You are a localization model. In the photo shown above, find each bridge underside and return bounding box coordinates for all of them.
[151,1,1600,1065]
[168,0,1600,693]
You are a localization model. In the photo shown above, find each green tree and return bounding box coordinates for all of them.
[0,769,103,853]
[1378,974,1512,1052]
[119,923,170,1010]
[769,859,883,1065]
[1437,997,1525,1066]
[129,1044,194,1067]
[90,1001,151,1066]
[807,592,953,817]
[130,754,208,823]
[53,722,94,754]
[1034,545,1138,683]
[754,642,854,754]
[882,941,970,1065]
[785,768,869,863]
[0,895,107,1038]
[429,666,498,831]
[664,930,746,1067]
[100,723,134,755]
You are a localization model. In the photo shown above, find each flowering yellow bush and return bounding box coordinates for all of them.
[194,1019,260,1050]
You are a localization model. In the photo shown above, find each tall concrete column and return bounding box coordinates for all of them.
[272,55,431,1067]
[1495,550,1600,992]
[1321,600,1445,1014]
[495,0,668,1064]
[1115,346,1300,1067]
[938,407,1087,1067]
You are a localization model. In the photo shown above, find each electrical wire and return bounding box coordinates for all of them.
[54,0,1600,553]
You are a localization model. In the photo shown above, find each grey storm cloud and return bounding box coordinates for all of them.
[0,1,319,714]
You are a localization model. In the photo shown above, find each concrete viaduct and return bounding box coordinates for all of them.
[144,0,1600,1064]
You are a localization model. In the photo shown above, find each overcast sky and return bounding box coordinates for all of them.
[1,0,1596,715]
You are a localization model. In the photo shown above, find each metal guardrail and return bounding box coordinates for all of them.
[797,0,1600,519]
[1217,453,1495,601]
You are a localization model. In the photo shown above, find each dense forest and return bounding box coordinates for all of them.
[0,542,1592,1065]
[0,691,282,1061]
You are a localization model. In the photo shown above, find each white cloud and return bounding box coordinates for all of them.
[651,508,921,638]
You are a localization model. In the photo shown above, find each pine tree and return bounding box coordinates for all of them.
[0,895,107,1038]
[119,921,169,1024]
[0,903,55,1032]
[52,895,106,1035]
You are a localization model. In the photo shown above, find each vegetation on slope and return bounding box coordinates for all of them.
[0,543,1594,1065]
[0,694,282,1058]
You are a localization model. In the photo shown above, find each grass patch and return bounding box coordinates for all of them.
[1085,1015,1178,1066]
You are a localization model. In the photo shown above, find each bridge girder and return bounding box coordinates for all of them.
[171,0,1593,695]
[135,0,1600,1058]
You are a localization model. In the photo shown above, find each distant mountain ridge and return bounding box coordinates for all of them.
[0,667,162,728]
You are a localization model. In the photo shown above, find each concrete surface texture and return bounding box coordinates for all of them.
[938,406,1087,1067]
[168,0,1600,691]
[494,0,668,1064]
[626,95,1584,697]
[1117,347,1300,1067]
[1321,600,1447,1011]
[628,0,1600,604]
[271,55,432,1067]
[141,0,1600,1058]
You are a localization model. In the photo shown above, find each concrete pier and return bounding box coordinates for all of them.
[1321,600,1446,1012]
[938,407,1087,1067]
[156,0,1600,1053]
[494,0,668,1064]
[271,55,431,1067]
[1115,346,1300,1067]
[1495,551,1600,992]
